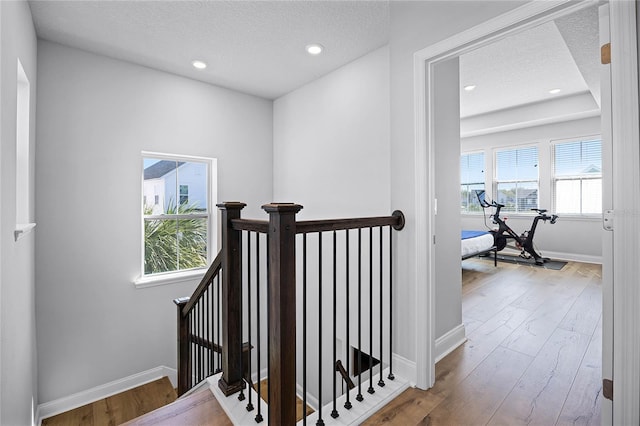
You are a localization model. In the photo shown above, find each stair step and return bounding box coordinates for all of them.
[41,377,177,426]
[121,388,232,426]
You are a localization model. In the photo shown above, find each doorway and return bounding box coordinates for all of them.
[413,1,639,424]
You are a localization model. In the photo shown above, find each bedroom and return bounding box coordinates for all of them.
[445,4,605,423]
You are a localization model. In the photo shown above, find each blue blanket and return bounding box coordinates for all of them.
[461,230,489,240]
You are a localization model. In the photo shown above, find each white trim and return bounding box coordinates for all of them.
[391,353,417,387]
[134,268,205,288]
[539,250,601,265]
[434,324,466,363]
[609,1,640,424]
[296,383,319,411]
[413,0,601,391]
[14,222,36,241]
[36,366,177,424]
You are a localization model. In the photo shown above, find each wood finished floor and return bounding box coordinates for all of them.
[41,377,179,426]
[364,259,602,426]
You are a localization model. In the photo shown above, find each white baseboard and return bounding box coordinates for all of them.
[37,365,177,425]
[391,353,417,386]
[435,324,467,363]
[539,250,602,265]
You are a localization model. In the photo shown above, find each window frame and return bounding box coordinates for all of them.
[493,144,540,214]
[136,151,216,287]
[551,135,602,218]
[460,150,485,214]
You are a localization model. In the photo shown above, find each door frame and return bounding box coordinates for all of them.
[413,0,639,423]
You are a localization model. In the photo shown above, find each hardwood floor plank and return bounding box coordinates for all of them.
[41,377,177,426]
[488,328,591,425]
[426,346,533,426]
[558,282,602,337]
[361,387,445,425]
[42,401,94,426]
[122,388,232,426]
[556,317,603,426]
[463,276,532,322]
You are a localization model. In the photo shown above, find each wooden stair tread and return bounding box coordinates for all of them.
[121,388,232,426]
[42,377,178,426]
[255,378,314,422]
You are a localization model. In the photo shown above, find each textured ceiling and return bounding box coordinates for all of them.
[459,10,599,118]
[29,0,390,100]
[30,1,599,116]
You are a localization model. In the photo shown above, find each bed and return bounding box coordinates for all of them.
[461,230,497,266]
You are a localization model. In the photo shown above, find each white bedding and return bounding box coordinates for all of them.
[461,233,495,258]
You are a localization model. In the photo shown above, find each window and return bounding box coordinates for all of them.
[553,138,602,215]
[460,152,485,213]
[494,146,538,213]
[142,154,211,276]
[179,184,189,205]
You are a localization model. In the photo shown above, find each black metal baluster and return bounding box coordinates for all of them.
[378,226,385,387]
[356,228,363,402]
[197,301,201,383]
[201,298,205,383]
[246,233,254,411]
[344,230,352,410]
[266,234,270,423]
[209,282,214,375]
[388,226,395,381]
[317,232,324,426]
[188,311,193,389]
[205,287,209,377]
[217,273,222,373]
[303,233,308,426]
[368,227,375,395]
[255,234,263,423]
[331,231,339,419]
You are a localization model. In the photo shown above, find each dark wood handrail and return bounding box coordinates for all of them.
[181,249,223,316]
[231,211,406,235]
[296,210,405,234]
[231,218,269,233]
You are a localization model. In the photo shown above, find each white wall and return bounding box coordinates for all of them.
[273,46,391,406]
[433,58,462,339]
[461,116,602,261]
[0,1,38,424]
[389,0,526,373]
[273,46,391,219]
[35,41,273,403]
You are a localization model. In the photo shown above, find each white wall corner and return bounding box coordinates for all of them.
[391,353,417,387]
[36,366,177,425]
[434,324,466,363]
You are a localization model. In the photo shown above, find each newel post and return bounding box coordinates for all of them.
[262,203,303,426]
[217,202,246,396]
[174,296,191,396]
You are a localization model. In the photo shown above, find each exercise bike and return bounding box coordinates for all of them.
[475,190,558,265]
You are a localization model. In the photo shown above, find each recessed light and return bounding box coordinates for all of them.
[192,60,207,70]
[549,88,561,94]
[306,44,324,55]
[464,85,476,91]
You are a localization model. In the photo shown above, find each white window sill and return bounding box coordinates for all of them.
[134,268,205,289]
[15,223,36,241]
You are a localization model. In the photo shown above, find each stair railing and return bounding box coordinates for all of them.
[175,202,405,425]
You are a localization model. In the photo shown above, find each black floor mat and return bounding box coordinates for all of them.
[481,253,567,270]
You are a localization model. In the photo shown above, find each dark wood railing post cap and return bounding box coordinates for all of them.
[173,296,190,306]
[262,203,303,214]
[216,201,247,210]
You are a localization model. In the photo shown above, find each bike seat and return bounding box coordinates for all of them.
[532,208,547,213]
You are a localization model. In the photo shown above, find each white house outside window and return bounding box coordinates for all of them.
[142,154,212,277]
[494,146,539,213]
[460,152,485,213]
[553,138,602,215]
